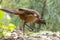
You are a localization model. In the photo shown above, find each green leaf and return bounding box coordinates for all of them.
[0,10,4,21]
[0,33,3,38]
[6,23,16,32]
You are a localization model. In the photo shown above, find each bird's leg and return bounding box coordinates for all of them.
[37,24,41,32]
[22,21,26,35]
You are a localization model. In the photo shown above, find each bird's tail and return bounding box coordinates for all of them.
[0,8,15,13]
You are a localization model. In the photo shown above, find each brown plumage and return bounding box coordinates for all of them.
[0,8,46,34]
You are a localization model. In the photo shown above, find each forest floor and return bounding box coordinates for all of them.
[26,32,60,40]
[0,29,60,40]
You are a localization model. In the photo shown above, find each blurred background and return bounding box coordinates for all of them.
[0,0,60,37]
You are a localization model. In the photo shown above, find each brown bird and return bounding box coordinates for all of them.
[0,8,46,34]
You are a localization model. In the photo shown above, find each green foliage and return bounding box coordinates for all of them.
[5,23,16,32]
[0,10,16,38]
[0,23,16,38]
[0,10,4,21]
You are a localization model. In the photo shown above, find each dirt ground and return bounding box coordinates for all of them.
[0,29,60,40]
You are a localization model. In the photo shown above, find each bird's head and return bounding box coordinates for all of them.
[39,19,46,25]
